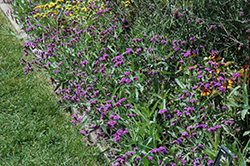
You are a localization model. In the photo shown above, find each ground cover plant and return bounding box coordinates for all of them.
[0,9,106,165]
[4,0,250,165]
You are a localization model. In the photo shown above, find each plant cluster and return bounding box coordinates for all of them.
[6,0,250,165]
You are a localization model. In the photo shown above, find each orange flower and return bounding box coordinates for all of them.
[240,65,249,78]
[243,65,249,70]
[209,55,222,61]
[201,87,211,96]
[222,83,231,89]
[191,52,196,57]
[213,56,222,61]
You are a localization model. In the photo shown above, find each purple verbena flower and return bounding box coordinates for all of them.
[158,109,168,114]
[207,160,214,165]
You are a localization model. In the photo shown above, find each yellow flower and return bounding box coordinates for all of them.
[35,6,41,9]
[224,61,232,67]
[212,90,218,95]
[227,83,232,89]
[216,69,221,74]
[56,5,61,9]
[49,2,54,8]
[126,1,130,4]
[33,14,37,18]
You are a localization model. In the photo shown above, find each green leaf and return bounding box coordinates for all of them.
[240,158,247,166]
[149,92,162,100]
[227,85,241,99]
[227,104,250,109]
[162,89,170,100]
[176,126,186,134]
[111,86,120,97]
[153,75,160,93]
[166,51,175,59]
[243,131,250,137]
[131,107,148,123]
[162,99,166,109]
[97,84,105,95]
[98,99,107,104]
[159,71,173,75]
[243,139,250,156]
[135,89,139,103]
[140,74,145,83]
[232,141,237,152]
[54,81,62,91]
[175,78,186,89]
[143,157,149,166]
[142,137,152,147]
[100,123,108,134]
[149,100,160,118]
[243,84,249,105]
[241,109,248,120]
[131,60,135,70]
[139,123,150,138]
[81,115,89,127]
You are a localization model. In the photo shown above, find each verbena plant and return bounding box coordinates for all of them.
[6,0,250,165]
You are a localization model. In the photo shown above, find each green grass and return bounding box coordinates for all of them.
[0,10,106,166]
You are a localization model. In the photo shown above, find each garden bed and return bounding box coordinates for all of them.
[2,0,250,165]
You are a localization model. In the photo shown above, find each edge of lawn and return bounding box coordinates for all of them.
[0,8,107,166]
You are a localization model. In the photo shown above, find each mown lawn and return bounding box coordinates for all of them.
[0,9,106,166]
